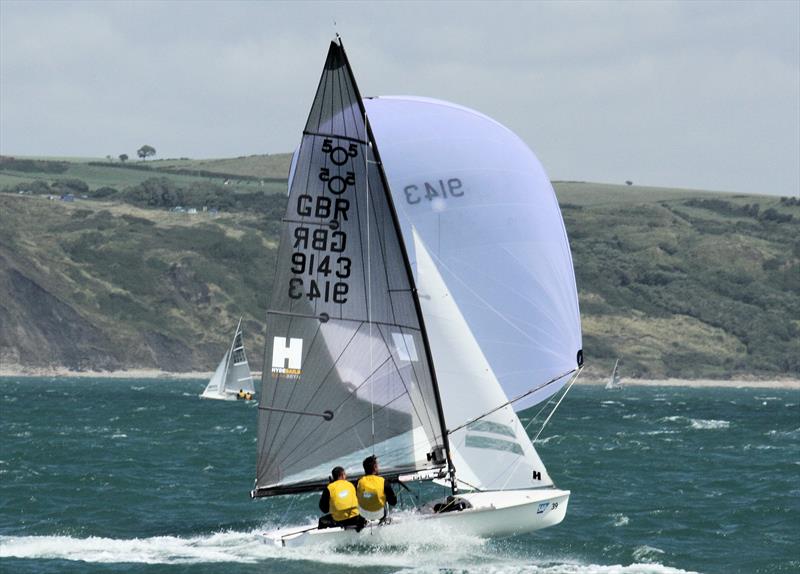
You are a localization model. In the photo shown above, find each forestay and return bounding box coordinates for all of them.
[364,96,583,413]
[254,43,447,497]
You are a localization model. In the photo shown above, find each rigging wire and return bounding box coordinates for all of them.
[278,492,297,528]
[492,367,582,491]
[534,366,582,443]
[365,110,375,455]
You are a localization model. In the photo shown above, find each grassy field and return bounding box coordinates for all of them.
[150,153,293,180]
[1,155,797,378]
[0,155,287,195]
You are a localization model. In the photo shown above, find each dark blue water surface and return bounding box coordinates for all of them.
[1,378,797,573]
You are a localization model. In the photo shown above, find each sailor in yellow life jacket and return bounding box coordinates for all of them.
[356,455,397,522]
[318,466,367,530]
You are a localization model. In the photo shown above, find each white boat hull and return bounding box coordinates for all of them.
[264,488,569,548]
[199,391,237,401]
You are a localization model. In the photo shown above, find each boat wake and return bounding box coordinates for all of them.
[0,529,700,573]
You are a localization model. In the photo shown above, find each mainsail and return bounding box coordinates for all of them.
[254,42,449,497]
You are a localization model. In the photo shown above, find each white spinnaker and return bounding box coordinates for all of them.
[364,96,582,412]
[414,230,552,491]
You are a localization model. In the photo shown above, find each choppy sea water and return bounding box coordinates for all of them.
[0,378,797,574]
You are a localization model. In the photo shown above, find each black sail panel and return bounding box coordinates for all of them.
[255,42,446,495]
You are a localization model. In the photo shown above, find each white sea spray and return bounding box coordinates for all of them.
[689,419,730,430]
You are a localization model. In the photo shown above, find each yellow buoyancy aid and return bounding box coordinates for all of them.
[356,475,386,513]
[326,480,359,522]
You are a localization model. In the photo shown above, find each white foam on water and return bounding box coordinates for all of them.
[766,427,800,439]
[399,563,700,574]
[0,531,700,574]
[658,416,730,430]
[611,513,630,527]
[660,416,684,423]
[0,526,487,569]
[536,434,562,445]
[632,545,666,563]
[688,419,730,430]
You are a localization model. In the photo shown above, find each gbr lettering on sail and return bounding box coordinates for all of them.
[287,138,356,304]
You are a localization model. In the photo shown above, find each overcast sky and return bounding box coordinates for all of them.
[1,1,798,196]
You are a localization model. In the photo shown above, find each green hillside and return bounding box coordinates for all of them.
[0,155,797,379]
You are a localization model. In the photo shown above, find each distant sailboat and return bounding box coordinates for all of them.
[200,318,256,401]
[605,359,622,390]
[250,39,583,547]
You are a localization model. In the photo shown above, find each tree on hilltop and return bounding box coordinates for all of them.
[137,145,156,161]
[119,154,129,163]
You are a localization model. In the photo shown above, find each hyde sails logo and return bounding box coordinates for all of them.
[271,337,303,378]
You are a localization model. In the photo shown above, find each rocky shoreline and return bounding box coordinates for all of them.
[1,366,798,389]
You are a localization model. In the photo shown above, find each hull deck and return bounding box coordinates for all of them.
[264,488,570,548]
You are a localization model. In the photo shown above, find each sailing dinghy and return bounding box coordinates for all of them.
[606,359,623,390]
[253,39,583,547]
[200,317,256,401]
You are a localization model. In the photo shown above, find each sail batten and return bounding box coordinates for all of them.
[255,41,448,495]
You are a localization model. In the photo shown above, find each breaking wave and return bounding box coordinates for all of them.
[688,419,730,430]
[659,416,730,430]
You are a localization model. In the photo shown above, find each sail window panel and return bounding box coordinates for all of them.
[231,347,247,364]
[464,435,524,456]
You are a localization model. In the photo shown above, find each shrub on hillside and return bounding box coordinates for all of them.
[0,156,69,174]
[759,208,793,223]
[3,180,51,195]
[684,198,760,218]
[52,178,89,195]
[123,177,184,208]
[92,186,119,199]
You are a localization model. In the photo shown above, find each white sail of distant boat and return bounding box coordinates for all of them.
[606,359,622,390]
[252,39,582,547]
[200,318,255,401]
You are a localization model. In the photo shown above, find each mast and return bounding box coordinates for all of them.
[336,38,457,494]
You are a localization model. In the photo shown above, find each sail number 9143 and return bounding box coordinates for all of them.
[289,278,349,303]
[403,178,464,205]
[288,252,351,303]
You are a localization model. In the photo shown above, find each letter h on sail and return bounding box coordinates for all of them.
[271,337,303,376]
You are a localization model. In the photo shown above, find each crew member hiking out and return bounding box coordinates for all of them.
[318,466,367,531]
[356,455,397,522]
